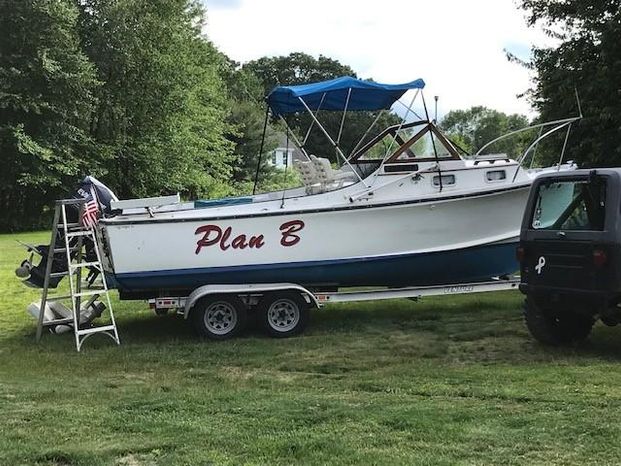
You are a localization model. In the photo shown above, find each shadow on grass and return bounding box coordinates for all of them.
[6,294,621,363]
[116,313,194,343]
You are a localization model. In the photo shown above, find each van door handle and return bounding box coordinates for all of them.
[557,231,566,237]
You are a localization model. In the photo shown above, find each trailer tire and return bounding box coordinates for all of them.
[259,292,310,338]
[523,297,594,346]
[191,294,247,340]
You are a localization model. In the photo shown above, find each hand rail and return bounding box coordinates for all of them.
[474,116,582,158]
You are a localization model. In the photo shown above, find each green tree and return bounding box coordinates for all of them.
[0,0,100,231]
[78,0,235,199]
[519,0,621,167]
[440,106,530,158]
[218,60,281,192]
[243,53,400,163]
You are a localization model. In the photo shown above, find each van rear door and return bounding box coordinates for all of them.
[521,174,609,292]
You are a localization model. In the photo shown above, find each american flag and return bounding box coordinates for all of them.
[81,198,100,228]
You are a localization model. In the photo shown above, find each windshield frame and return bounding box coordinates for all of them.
[348,121,460,165]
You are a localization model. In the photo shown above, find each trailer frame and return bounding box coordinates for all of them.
[149,277,519,318]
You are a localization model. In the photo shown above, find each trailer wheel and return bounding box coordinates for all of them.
[191,294,247,340]
[259,292,310,338]
[523,297,594,346]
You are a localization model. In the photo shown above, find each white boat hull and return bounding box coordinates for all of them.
[101,183,529,292]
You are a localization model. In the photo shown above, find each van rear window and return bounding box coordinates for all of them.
[531,179,606,230]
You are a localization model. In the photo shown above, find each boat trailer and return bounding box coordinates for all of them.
[151,278,518,314]
[148,277,519,339]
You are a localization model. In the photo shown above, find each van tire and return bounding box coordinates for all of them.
[523,297,594,346]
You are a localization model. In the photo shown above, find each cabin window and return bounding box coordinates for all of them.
[531,178,606,230]
[432,174,456,187]
[486,170,506,182]
[383,163,419,173]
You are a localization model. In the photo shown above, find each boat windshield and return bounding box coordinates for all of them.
[350,122,459,164]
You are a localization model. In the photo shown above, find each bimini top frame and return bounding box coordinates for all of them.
[264,76,427,188]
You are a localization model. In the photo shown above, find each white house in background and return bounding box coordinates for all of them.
[268,133,306,169]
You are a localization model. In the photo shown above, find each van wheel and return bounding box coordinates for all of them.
[523,298,594,346]
[259,292,310,338]
[191,295,247,340]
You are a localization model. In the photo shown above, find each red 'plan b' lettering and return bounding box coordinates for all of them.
[195,224,266,253]
[280,220,305,247]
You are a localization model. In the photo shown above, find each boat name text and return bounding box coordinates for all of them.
[194,220,305,254]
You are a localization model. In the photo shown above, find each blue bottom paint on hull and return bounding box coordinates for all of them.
[109,242,519,292]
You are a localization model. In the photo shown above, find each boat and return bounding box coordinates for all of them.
[89,76,579,297]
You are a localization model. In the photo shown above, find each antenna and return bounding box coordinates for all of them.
[433,96,439,124]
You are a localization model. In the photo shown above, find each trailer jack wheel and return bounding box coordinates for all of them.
[259,292,310,338]
[191,295,247,340]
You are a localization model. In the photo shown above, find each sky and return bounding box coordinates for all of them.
[203,0,552,118]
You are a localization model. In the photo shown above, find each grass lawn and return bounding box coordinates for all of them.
[2,232,621,465]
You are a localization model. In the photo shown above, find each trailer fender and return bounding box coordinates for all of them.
[183,283,320,319]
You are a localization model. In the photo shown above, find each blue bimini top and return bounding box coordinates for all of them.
[267,76,425,116]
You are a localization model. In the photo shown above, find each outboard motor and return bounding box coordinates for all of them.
[15,176,118,289]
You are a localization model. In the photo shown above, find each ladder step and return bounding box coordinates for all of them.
[74,290,102,298]
[53,247,78,253]
[58,222,81,228]
[46,294,73,301]
[41,317,74,326]
[66,231,94,238]
[50,271,73,278]
[70,261,101,269]
[76,325,116,336]
[81,286,106,292]
[47,290,101,300]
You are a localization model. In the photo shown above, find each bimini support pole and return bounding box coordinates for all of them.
[335,88,352,166]
[302,93,327,149]
[252,106,270,195]
[366,89,421,187]
[348,109,386,157]
[380,89,420,160]
[297,95,368,188]
[280,126,291,208]
[277,115,311,161]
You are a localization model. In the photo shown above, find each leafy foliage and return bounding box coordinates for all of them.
[218,60,282,192]
[440,106,530,158]
[0,0,241,232]
[78,0,235,200]
[0,0,100,231]
[519,0,621,167]
[12,0,616,232]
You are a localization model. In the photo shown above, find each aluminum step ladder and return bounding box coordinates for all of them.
[35,199,120,351]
